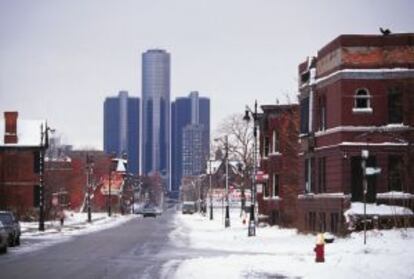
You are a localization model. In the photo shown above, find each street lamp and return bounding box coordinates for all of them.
[209,158,214,220]
[243,100,258,237]
[214,136,230,228]
[86,154,94,223]
[39,123,55,231]
[224,135,230,228]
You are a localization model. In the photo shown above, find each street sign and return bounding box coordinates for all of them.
[365,167,381,176]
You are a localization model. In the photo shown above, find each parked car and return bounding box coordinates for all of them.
[182,201,196,214]
[0,221,8,254]
[0,211,21,247]
[142,205,158,218]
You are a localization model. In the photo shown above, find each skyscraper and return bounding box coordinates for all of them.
[171,91,210,197]
[103,91,140,174]
[141,49,171,190]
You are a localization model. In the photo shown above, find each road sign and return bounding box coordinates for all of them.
[365,167,381,176]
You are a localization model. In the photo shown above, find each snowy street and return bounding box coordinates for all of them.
[0,205,414,278]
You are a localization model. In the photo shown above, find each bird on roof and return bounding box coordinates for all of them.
[380,27,391,35]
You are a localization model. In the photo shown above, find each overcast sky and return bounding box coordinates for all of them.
[0,0,413,149]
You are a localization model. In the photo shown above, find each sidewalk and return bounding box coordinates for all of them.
[21,212,134,238]
[169,208,414,279]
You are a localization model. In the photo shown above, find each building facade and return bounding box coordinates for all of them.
[257,105,300,227]
[141,49,171,190]
[171,92,210,198]
[103,91,140,174]
[0,112,44,218]
[298,33,414,234]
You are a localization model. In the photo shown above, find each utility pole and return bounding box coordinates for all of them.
[86,154,93,223]
[38,123,54,232]
[39,124,45,231]
[225,135,230,228]
[209,159,213,220]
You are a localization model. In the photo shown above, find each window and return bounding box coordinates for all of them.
[300,97,309,134]
[388,155,403,191]
[388,87,403,123]
[272,174,279,197]
[318,157,326,193]
[263,182,270,198]
[33,151,40,173]
[272,130,279,153]
[305,158,314,193]
[263,136,270,157]
[354,88,371,110]
[319,96,326,131]
[33,185,40,207]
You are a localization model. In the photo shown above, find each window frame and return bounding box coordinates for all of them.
[353,88,372,113]
[272,174,279,197]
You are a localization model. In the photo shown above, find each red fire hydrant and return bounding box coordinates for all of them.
[314,233,325,263]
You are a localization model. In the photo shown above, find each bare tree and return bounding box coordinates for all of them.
[215,113,255,212]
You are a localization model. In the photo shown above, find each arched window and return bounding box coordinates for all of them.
[354,88,370,109]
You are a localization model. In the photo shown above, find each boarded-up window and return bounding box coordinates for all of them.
[388,88,403,124]
[388,155,403,191]
[263,136,270,157]
[272,174,279,197]
[300,97,309,134]
[318,157,326,193]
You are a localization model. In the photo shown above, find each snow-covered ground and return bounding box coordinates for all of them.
[15,211,135,255]
[168,209,414,279]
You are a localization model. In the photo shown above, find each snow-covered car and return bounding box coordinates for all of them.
[0,221,8,254]
[0,211,21,247]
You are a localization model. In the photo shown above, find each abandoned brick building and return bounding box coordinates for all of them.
[297,33,414,233]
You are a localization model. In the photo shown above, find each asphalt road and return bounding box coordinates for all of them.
[0,206,183,279]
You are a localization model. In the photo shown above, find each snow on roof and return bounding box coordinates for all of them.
[315,124,412,137]
[115,159,126,172]
[377,191,414,199]
[313,68,414,86]
[0,119,45,147]
[344,202,413,223]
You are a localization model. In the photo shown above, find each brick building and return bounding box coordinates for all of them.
[297,33,414,234]
[257,104,300,227]
[0,112,44,218]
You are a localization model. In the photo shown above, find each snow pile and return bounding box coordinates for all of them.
[344,202,413,219]
[168,209,414,279]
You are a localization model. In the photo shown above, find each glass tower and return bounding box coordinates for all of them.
[103,91,140,174]
[142,49,171,191]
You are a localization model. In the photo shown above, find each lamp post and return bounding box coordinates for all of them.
[209,159,213,220]
[38,123,54,231]
[224,135,230,228]
[214,136,230,228]
[243,100,258,237]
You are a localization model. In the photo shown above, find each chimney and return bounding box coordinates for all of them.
[4,111,18,144]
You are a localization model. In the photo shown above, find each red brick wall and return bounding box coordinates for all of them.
[0,147,41,218]
[258,105,300,227]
